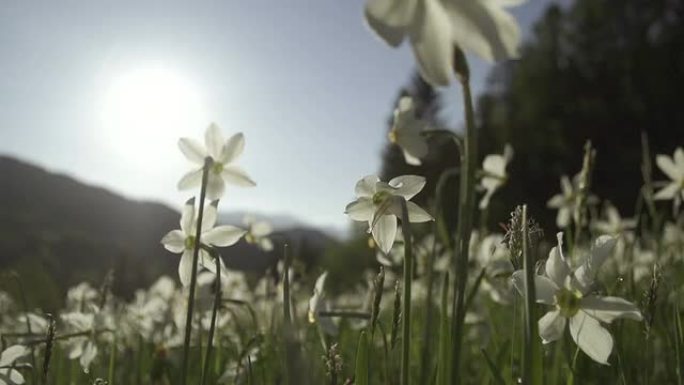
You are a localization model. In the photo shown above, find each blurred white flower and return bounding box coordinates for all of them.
[389,96,428,166]
[0,345,28,385]
[243,215,274,252]
[547,176,576,228]
[161,198,246,286]
[345,175,433,254]
[61,312,99,373]
[592,204,636,236]
[307,272,338,336]
[512,233,642,365]
[479,144,513,209]
[654,147,684,205]
[178,123,256,200]
[364,0,525,86]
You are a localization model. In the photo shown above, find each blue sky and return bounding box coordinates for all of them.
[0,0,565,232]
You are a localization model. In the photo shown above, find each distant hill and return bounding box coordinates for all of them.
[0,156,336,309]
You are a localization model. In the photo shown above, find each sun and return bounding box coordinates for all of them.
[101,65,207,164]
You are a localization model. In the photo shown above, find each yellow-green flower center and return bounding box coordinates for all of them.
[212,161,224,174]
[554,288,582,318]
[372,190,392,206]
[184,235,196,250]
[245,233,255,244]
[387,128,398,144]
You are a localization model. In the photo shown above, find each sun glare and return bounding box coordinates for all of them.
[101,66,206,163]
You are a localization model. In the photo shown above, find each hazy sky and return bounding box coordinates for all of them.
[1,0,564,232]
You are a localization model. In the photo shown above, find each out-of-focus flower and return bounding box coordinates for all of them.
[66,282,99,311]
[243,215,274,252]
[592,204,636,236]
[479,144,513,209]
[161,198,245,286]
[0,345,28,385]
[364,0,525,86]
[654,147,684,204]
[512,233,642,365]
[547,176,576,228]
[177,123,256,200]
[471,232,515,305]
[307,272,338,336]
[345,175,433,254]
[61,312,99,373]
[389,96,428,166]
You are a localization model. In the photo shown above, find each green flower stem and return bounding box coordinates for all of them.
[200,247,222,385]
[398,197,414,385]
[318,310,371,319]
[180,157,211,385]
[451,59,477,385]
[521,205,542,384]
[107,334,116,385]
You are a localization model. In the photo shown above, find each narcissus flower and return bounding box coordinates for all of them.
[592,204,636,236]
[0,345,28,385]
[345,175,433,254]
[654,147,684,204]
[512,233,643,365]
[389,96,428,166]
[178,123,256,200]
[364,0,525,86]
[546,176,576,228]
[161,198,245,286]
[479,144,513,209]
[243,215,274,252]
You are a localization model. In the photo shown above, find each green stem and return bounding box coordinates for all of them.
[200,248,222,385]
[180,157,211,385]
[318,311,371,319]
[399,198,414,385]
[451,62,477,385]
[108,334,116,385]
[521,205,542,384]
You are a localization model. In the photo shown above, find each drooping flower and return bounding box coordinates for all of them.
[654,147,684,205]
[345,175,433,254]
[243,215,274,252]
[479,144,513,209]
[389,96,428,166]
[0,345,28,385]
[161,198,246,286]
[177,123,256,200]
[546,175,576,228]
[364,0,526,86]
[512,233,643,365]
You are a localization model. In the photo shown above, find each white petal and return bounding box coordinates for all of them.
[388,175,426,199]
[203,226,246,247]
[80,341,97,371]
[581,296,643,323]
[569,311,613,365]
[545,233,570,288]
[205,173,226,200]
[345,198,374,222]
[511,271,557,305]
[178,138,207,164]
[0,345,28,367]
[372,215,398,254]
[178,250,194,287]
[561,176,574,195]
[355,175,380,198]
[406,201,433,222]
[221,165,256,187]
[654,182,680,200]
[251,221,272,237]
[205,123,225,160]
[573,236,617,293]
[397,134,428,162]
[408,0,453,86]
[202,202,218,231]
[177,168,203,191]
[483,155,505,175]
[538,310,566,344]
[656,154,683,181]
[199,249,223,274]
[161,230,186,253]
[557,207,571,229]
[402,149,423,166]
[546,194,564,209]
[364,0,416,47]
[180,199,196,235]
[221,133,245,164]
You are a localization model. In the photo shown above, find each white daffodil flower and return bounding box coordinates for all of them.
[479,144,513,209]
[389,96,429,166]
[243,215,274,252]
[512,233,643,365]
[307,272,338,336]
[178,123,256,200]
[592,204,636,236]
[161,198,246,286]
[547,175,576,228]
[364,0,525,86]
[345,175,433,254]
[0,345,28,385]
[654,147,684,205]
